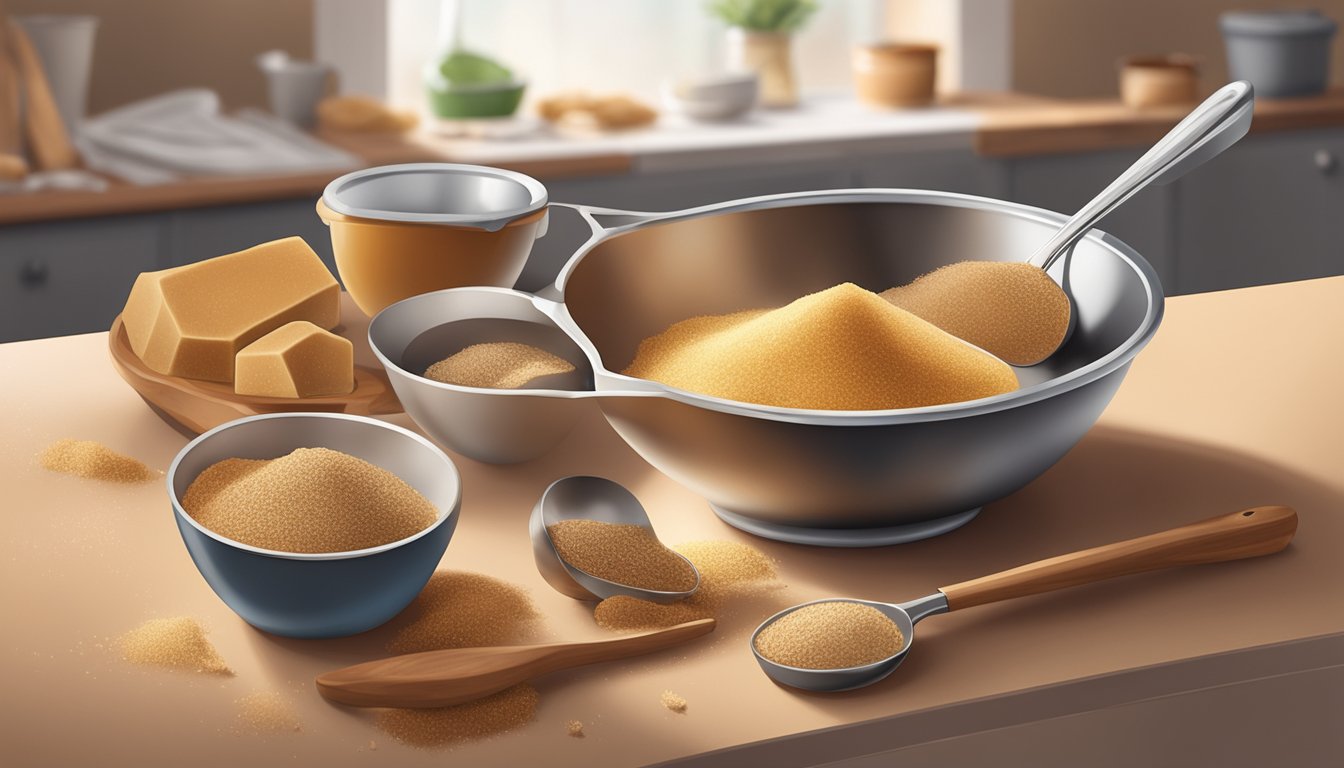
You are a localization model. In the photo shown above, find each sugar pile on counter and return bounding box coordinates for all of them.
[548,519,698,592]
[623,283,1018,411]
[593,540,778,632]
[119,617,232,675]
[424,342,575,389]
[660,690,688,713]
[376,684,540,747]
[40,439,158,483]
[236,691,301,732]
[753,601,905,669]
[566,720,585,738]
[388,571,541,654]
[181,447,438,554]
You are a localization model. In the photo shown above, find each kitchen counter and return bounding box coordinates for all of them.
[5,88,1344,227]
[977,86,1344,157]
[3,277,1342,766]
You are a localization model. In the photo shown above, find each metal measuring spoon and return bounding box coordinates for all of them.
[886,80,1255,366]
[752,505,1296,692]
[530,476,700,604]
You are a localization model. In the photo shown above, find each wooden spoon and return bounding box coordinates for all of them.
[316,617,715,708]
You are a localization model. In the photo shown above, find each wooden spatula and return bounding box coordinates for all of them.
[5,18,78,170]
[317,618,715,708]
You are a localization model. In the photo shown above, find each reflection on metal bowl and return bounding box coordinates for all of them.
[550,190,1163,546]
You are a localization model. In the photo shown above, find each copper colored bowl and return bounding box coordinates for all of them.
[318,163,549,317]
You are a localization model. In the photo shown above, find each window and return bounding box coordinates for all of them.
[384,0,885,109]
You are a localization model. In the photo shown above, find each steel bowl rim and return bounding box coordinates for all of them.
[549,187,1165,426]
[168,412,462,562]
[368,285,600,399]
[322,162,548,228]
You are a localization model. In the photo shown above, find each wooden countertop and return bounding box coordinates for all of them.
[0,130,632,227]
[3,277,1342,766]
[3,88,1343,227]
[976,87,1344,157]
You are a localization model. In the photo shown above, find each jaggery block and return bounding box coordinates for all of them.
[122,237,339,382]
[234,321,354,398]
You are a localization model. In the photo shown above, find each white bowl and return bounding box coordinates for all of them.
[662,73,758,122]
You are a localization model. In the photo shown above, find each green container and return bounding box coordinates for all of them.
[428,82,526,119]
[427,49,526,119]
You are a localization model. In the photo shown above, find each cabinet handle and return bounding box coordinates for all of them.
[1315,149,1337,174]
[19,259,49,286]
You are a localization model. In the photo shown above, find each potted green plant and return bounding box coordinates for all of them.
[710,0,818,108]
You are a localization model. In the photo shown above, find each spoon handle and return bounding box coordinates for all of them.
[1027,80,1254,271]
[940,505,1296,611]
[315,618,715,708]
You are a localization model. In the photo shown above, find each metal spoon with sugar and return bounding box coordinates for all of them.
[752,504,1295,692]
[530,475,700,604]
[885,80,1255,366]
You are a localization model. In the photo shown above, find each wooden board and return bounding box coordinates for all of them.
[0,8,21,157]
[5,19,77,170]
[106,295,401,435]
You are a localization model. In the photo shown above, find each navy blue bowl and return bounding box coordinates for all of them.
[168,413,461,639]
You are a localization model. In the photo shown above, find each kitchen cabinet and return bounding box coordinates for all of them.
[1175,128,1344,294]
[165,200,337,274]
[1006,148,1177,292]
[5,127,1344,342]
[0,198,342,343]
[857,148,1010,197]
[0,215,163,343]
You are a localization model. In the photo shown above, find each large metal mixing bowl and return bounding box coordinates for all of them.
[540,190,1163,546]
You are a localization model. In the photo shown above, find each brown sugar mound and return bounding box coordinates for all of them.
[388,571,541,654]
[660,690,688,713]
[593,540,778,632]
[377,684,540,747]
[181,447,438,554]
[40,439,158,483]
[548,520,698,592]
[236,691,302,732]
[424,342,575,389]
[753,601,905,669]
[882,261,1071,366]
[624,283,1018,410]
[119,617,232,675]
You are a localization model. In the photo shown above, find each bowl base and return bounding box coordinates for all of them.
[709,505,980,547]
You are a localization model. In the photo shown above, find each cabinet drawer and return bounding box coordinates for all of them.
[857,149,1009,197]
[1008,148,1176,293]
[1176,129,1344,294]
[0,217,162,342]
[166,199,337,276]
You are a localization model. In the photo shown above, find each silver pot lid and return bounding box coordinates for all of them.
[322,163,548,231]
[1220,10,1338,37]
